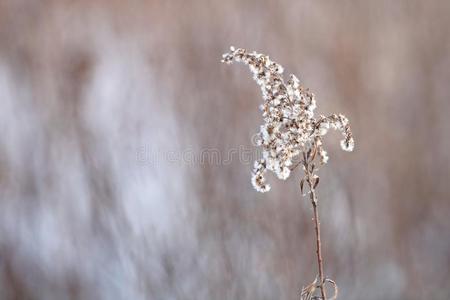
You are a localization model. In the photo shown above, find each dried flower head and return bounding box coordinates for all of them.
[222,46,354,192]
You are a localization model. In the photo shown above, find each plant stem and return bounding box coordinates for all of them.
[310,188,326,300]
[304,157,327,300]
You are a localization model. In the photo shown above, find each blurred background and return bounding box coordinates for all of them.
[1,1,450,299]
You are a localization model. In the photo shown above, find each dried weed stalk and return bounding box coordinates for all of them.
[221,47,354,299]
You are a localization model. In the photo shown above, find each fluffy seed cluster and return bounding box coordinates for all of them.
[222,47,354,192]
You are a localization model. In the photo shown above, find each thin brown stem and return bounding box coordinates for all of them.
[310,188,326,300]
[304,157,327,300]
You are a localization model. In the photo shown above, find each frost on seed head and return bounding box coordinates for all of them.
[222,46,354,192]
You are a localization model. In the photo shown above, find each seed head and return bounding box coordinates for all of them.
[222,47,354,192]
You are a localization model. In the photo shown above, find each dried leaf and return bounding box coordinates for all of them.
[310,146,317,161]
[306,148,312,160]
[324,278,339,300]
[313,177,320,189]
[301,276,318,300]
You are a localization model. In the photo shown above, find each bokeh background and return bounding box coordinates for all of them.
[1,1,450,299]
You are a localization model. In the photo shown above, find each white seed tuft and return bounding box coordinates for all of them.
[222,47,354,192]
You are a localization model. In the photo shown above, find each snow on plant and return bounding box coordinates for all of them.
[221,46,355,300]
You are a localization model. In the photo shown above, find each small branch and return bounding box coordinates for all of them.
[290,160,303,172]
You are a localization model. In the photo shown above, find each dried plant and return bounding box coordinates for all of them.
[221,47,354,299]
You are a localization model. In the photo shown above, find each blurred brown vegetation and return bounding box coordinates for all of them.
[0,0,449,299]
